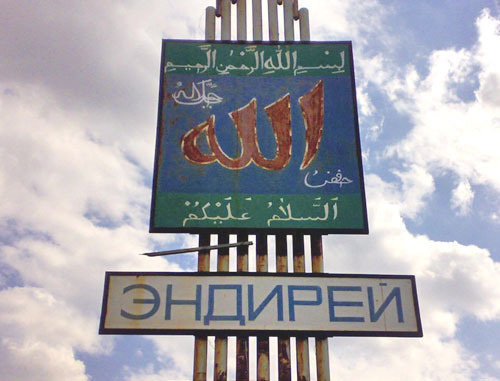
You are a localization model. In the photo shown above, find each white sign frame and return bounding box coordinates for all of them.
[99,272,422,337]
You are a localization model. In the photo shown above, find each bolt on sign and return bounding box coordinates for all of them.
[150,40,368,233]
[99,273,422,337]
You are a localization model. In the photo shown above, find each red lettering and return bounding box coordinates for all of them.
[180,80,323,171]
[299,80,324,170]
[180,116,216,165]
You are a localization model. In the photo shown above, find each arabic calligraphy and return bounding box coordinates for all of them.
[180,80,323,171]
[172,80,223,109]
[304,169,353,188]
[182,197,252,227]
[165,44,346,77]
[180,195,340,227]
[266,197,338,227]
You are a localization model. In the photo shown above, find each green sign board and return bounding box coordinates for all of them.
[150,40,368,234]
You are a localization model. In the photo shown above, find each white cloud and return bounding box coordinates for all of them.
[451,179,475,216]
[325,175,500,320]
[371,9,500,216]
[321,174,500,379]
[0,1,210,377]
[494,359,500,370]
[476,9,500,108]
[0,76,183,380]
[0,287,96,381]
[124,366,188,381]
[0,340,87,381]
[0,0,210,168]
[330,336,479,381]
[392,164,435,219]
[302,0,392,46]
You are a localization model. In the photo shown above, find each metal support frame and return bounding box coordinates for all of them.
[256,234,270,381]
[312,234,330,381]
[293,234,310,381]
[193,2,328,381]
[237,0,247,40]
[193,234,211,381]
[236,232,250,381]
[206,6,216,40]
[283,0,295,41]
[214,233,230,380]
[268,0,279,41]
[276,234,292,381]
[221,0,231,40]
[252,0,263,40]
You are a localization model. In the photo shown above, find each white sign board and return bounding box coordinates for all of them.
[99,272,422,337]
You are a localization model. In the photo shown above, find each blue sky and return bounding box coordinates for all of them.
[1,0,500,380]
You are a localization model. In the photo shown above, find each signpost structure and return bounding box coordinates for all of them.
[99,1,422,381]
[147,3,369,379]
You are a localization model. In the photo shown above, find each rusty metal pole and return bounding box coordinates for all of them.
[276,234,292,381]
[237,0,247,40]
[206,6,217,41]
[292,0,300,20]
[268,0,279,41]
[221,0,231,40]
[193,234,211,381]
[198,3,318,381]
[283,0,294,41]
[193,8,217,380]
[236,232,250,381]
[311,234,330,381]
[293,234,310,381]
[214,233,230,381]
[299,8,310,41]
[236,1,250,378]
[252,0,263,40]
[216,0,222,17]
[294,7,313,381]
[214,3,230,378]
[256,233,270,381]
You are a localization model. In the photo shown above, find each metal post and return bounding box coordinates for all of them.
[199,3,318,381]
[236,233,249,381]
[193,234,211,381]
[311,234,330,381]
[214,233,229,381]
[293,0,300,20]
[237,0,247,40]
[283,0,294,41]
[252,0,263,40]
[299,11,314,381]
[276,234,291,381]
[293,234,310,381]
[267,0,279,41]
[237,233,249,273]
[206,6,217,40]
[221,0,231,40]
[216,0,222,17]
[256,233,270,381]
[299,8,310,41]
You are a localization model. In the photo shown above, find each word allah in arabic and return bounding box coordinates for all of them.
[180,80,324,171]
